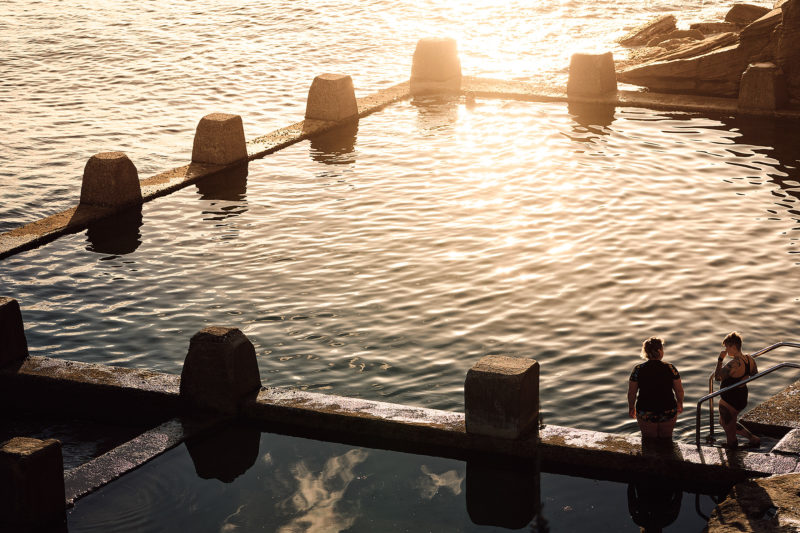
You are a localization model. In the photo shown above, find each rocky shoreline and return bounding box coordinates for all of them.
[616,0,799,105]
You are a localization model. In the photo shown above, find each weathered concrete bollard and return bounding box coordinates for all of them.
[0,437,65,530]
[305,74,359,122]
[464,355,539,439]
[79,152,142,208]
[567,52,618,97]
[180,327,261,414]
[738,62,788,111]
[191,113,248,166]
[410,37,462,96]
[0,297,28,367]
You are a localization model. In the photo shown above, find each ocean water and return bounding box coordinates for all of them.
[2,0,797,445]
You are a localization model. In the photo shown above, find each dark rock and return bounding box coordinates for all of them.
[738,7,782,60]
[725,3,771,25]
[618,44,747,96]
[618,2,798,99]
[777,0,800,102]
[618,14,677,46]
[690,22,741,34]
[646,28,704,46]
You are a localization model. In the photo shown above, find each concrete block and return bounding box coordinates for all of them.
[772,428,800,455]
[738,62,788,111]
[410,37,462,95]
[0,297,28,367]
[0,437,65,529]
[191,113,248,165]
[180,327,261,414]
[79,151,142,208]
[464,355,539,439]
[304,74,359,122]
[567,52,618,97]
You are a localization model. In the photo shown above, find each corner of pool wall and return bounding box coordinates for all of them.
[0,296,29,367]
[738,62,789,113]
[305,74,359,122]
[0,437,66,531]
[191,113,248,166]
[464,355,540,439]
[179,326,262,415]
[79,152,142,208]
[567,52,618,98]
[410,37,462,96]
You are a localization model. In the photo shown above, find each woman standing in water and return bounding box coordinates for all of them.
[715,331,760,449]
[628,337,684,439]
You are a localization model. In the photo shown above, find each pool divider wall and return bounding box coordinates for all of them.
[0,437,66,531]
[0,296,28,367]
[3,44,800,261]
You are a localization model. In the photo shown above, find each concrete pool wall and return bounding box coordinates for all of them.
[3,39,800,531]
[3,302,800,530]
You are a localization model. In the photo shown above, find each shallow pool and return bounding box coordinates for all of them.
[3,98,800,440]
[65,425,724,532]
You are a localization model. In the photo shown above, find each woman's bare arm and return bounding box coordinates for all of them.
[627,381,638,419]
[673,378,684,413]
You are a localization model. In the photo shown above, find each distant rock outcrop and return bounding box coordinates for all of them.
[617,0,800,104]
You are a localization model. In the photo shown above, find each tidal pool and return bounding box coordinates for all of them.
[3,98,800,441]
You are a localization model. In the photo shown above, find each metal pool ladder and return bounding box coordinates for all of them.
[695,341,800,446]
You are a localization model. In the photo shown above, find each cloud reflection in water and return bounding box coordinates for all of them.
[277,448,369,533]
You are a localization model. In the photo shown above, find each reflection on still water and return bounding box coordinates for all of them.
[278,448,368,532]
[66,428,721,532]
[309,121,359,166]
[627,481,682,533]
[85,205,142,256]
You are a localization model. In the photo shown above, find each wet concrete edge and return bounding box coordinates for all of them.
[63,417,223,506]
[3,356,798,501]
[2,78,798,261]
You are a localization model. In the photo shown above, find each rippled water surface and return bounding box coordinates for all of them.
[4,97,800,441]
[1,0,772,231]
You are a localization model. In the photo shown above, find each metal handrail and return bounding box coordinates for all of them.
[696,361,800,445]
[705,341,800,443]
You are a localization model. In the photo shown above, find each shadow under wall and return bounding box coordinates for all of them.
[466,455,542,530]
[185,423,260,483]
[195,163,249,201]
[85,205,143,256]
[566,101,616,141]
[309,120,359,166]
[412,94,460,133]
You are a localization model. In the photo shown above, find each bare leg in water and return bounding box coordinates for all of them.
[637,417,676,439]
[719,399,760,448]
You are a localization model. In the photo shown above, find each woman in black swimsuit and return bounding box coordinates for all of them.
[628,337,684,439]
[714,331,760,449]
